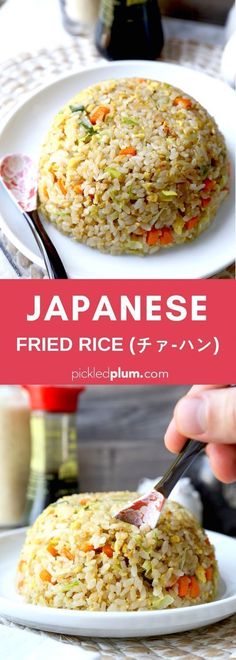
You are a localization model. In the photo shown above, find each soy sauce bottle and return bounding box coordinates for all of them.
[23,386,84,525]
[95,0,164,60]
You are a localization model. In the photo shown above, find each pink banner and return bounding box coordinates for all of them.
[0,280,235,384]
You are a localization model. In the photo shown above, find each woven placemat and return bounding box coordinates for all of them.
[0,37,235,278]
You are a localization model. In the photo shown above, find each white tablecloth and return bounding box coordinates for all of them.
[0,624,100,660]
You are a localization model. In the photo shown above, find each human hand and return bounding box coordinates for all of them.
[165,385,236,483]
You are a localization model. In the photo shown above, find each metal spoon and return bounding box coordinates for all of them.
[115,439,204,529]
[0,154,68,278]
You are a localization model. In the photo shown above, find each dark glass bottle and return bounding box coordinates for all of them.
[95,0,164,61]
[23,386,84,525]
[188,454,236,537]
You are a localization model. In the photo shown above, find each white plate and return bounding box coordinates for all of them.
[0,528,235,637]
[0,61,235,279]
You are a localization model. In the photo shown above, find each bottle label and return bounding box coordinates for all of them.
[100,0,148,28]
[25,416,80,523]
[126,0,148,5]
[99,0,115,28]
[30,416,78,475]
[27,469,46,501]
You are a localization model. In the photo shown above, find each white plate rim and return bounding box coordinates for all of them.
[0,60,235,279]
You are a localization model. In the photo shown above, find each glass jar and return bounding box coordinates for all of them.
[60,0,100,35]
[0,386,31,528]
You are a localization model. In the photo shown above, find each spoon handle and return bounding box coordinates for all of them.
[155,439,204,498]
[0,176,67,278]
[25,210,68,279]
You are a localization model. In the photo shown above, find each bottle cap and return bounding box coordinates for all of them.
[23,386,84,413]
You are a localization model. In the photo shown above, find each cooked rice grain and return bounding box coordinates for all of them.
[17,493,218,611]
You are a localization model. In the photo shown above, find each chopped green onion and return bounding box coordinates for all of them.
[126,239,144,250]
[152,595,174,609]
[69,104,85,113]
[161,190,177,197]
[106,167,122,179]
[61,580,80,592]
[199,165,209,177]
[121,116,139,127]
[80,117,96,135]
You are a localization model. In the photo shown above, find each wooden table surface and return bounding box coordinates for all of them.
[77,385,188,491]
[160,0,234,25]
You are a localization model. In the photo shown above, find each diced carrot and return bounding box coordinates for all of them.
[118,147,137,157]
[173,96,192,109]
[205,567,213,581]
[185,216,199,230]
[47,543,59,557]
[189,576,200,598]
[18,560,26,571]
[203,178,215,192]
[177,576,191,597]
[73,179,84,194]
[201,197,211,208]
[162,120,171,135]
[62,548,74,561]
[43,185,49,199]
[58,179,67,195]
[40,569,52,583]
[73,185,83,194]
[18,580,24,589]
[101,544,114,558]
[205,538,210,546]
[146,228,161,246]
[159,228,173,245]
[146,227,173,246]
[89,105,110,124]
[80,543,94,552]
[79,498,88,505]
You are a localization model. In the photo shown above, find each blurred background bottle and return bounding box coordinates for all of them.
[60,0,100,35]
[23,386,84,525]
[0,386,31,528]
[188,454,236,537]
[95,0,164,60]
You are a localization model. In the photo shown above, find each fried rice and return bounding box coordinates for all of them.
[17,492,218,611]
[38,78,229,255]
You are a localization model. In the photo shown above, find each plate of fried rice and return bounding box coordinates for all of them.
[0,492,236,636]
[0,60,235,278]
